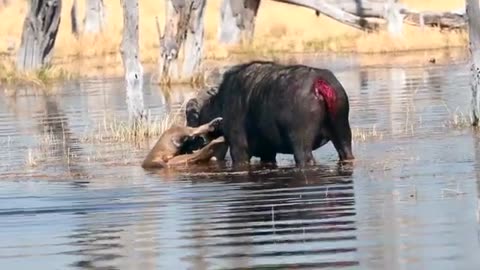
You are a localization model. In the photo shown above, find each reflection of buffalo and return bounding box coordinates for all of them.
[186,61,354,167]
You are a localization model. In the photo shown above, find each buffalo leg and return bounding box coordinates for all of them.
[213,143,228,161]
[329,117,355,162]
[258,142,277,165]
[260,153,277,169]
[288,131,315,167]
[292,147,315,167]
[224,112,250,166]
[228,135,251,166]
[260,153,276,164]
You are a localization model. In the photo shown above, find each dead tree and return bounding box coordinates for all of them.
[217,0,384,45]
[16,0,62,72]
[218,0,466,45]
[467,0,480,126]
[71,0,79,38]
[160,0,466,82]
[120,0,146,124]
[83,0,105,33]
[384,0,404,36]
[157,0,206,83]
[218,0,261,44]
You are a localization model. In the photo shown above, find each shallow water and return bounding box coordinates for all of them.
[1,55,480,269]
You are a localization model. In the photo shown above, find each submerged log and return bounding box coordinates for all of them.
[16,0,62,72]
[157,0,207,83]
[218,0,261,44]
[120,0,146,123]
[466,0,480,126]
[83,0,106,33]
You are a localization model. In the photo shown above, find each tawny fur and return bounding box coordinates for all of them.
[142,117,223,169]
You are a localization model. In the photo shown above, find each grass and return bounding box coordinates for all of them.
[80,102,188,144]
[21,110,178,170]
[352,125,384,142]
[0,59,75,86]
[0,0,468,82]
[443,104,475,128]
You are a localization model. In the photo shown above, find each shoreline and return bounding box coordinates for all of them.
[0,46,470,89]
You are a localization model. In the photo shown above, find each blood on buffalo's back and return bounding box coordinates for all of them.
[215,60,349,121]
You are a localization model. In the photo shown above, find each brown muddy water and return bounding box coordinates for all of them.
[1,55,480,270]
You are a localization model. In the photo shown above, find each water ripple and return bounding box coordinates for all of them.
[1,58,480,269]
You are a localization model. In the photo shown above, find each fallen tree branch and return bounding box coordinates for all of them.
[275,0,379,31]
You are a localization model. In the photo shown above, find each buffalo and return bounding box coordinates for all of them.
[185,61,354,167]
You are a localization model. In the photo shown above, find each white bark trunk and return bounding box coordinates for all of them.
[16,0,62,72]
[384,0,404,36]
[120,0,146,123]
[182,0,206,77]
[218,0,261,45]
[83,0,105,34]
[467,0,480,126]
[157,0,207,83]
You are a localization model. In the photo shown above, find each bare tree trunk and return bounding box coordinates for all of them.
[120,0,145,124]
[157,0,207,84]
[218,0,261,45]
[16,0,62,72]
[71,0,79,38]
[467,0,480,126]
[384,0,404,36]
[83,0,105,34]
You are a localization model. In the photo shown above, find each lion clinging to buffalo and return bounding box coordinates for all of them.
[143,60,354,169]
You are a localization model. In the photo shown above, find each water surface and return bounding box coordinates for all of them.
[1,55,480,269]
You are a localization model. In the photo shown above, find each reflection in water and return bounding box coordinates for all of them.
[37,94,86,178]
[2,58,480,269]
[56,165,357,269]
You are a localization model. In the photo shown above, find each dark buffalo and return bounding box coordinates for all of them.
[185,61,354,167]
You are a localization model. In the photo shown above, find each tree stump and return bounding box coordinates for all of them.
[157,0,207,84]
[83,0,105,34]
[16,0,62,72]
[120,0,145,124]
[466,0,480,126]
[218,0,261,45]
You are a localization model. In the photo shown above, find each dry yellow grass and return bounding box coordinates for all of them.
[0,0,467,79]
[81,111,179,143]
[0,59,74,86]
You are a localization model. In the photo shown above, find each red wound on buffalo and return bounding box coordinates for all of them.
[313,79,337,117]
